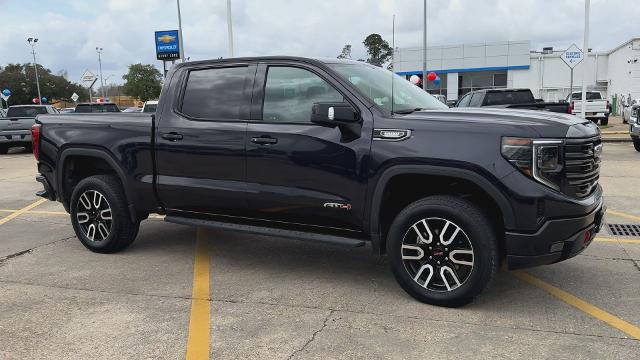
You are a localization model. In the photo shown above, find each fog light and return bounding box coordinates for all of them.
[583,230,592,245]
[549,242,564,253]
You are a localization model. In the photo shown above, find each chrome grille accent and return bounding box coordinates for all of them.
[563,137,601,198]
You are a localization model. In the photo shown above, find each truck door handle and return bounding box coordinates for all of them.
[161,132,183,141]
[251,136,278,145]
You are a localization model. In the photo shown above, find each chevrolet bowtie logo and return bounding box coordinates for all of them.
[158,35,176,43]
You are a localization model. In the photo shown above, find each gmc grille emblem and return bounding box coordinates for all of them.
[323,202,352,210]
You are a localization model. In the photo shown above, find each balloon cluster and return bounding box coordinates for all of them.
[409,72,441,87]
[32,97,47,104]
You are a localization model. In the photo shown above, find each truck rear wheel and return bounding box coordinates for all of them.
[70,175,139,253]
[600,116,609,126]
[387,195,498,307]
[0,144,8,154]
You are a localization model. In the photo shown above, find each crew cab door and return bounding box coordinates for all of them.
[244,62,372,230]
[155,63,255,216]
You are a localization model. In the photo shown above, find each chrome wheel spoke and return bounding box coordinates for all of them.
[401,244,424,260]
[93,191,103,208]
[440,266,462,291]
[449,249,474,266]
[79,193,91,210]
[100,209,112,220]
[439,220,460,246]
[97,222,109,240]
[413,264,434,288]
[86,223,96,241]
[76,212,90,224]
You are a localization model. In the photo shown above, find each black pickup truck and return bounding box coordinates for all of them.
[456,88,571,114]
[33,57,605,307]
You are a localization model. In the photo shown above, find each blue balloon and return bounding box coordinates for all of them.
[433,78,441,86]
[1,89,10,97]
[41,97,47,103]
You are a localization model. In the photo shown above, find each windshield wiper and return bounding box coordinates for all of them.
[393,107,427,115]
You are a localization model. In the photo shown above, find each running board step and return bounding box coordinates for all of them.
[164,216,367,248]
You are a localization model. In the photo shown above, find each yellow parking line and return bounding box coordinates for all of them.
[607,209,640,222]
[594,237,640,244]
[0,199,47,226]
[186,228,211,360]
[513,271,640,340]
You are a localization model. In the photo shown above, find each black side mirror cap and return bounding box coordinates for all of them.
[310,102,358,126]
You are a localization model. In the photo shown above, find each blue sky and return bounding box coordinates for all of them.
[0,0,637,87]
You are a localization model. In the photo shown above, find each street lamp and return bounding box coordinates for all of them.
[96,47,105,99]
[27,37,42,104]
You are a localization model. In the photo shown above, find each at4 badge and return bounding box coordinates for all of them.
[323,202,352,210]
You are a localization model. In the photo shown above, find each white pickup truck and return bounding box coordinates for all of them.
[566,91,610,125]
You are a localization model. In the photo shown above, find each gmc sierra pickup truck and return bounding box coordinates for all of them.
[33,57,605,307]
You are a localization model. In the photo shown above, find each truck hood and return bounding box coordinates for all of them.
[400,107,599,138]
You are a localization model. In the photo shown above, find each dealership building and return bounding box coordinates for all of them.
[393,38,640,104]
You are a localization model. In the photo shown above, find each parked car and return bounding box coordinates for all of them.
[142,100,158,113]
[0,104,58,154]
[456,88,570,114]
[566,91,609,125]
[74,103,120,113]
[32,57,604,307]
[622,98,640,124]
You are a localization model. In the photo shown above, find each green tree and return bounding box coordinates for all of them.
[0,63,88,105]
[122,64,162,102]
[337,44,352,59]
[362,34,392,67]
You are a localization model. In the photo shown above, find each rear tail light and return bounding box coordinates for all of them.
[31,123,41,161]
[568,101,574,114]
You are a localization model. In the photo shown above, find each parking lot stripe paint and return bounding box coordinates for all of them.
[513,271,640,340]
[0,199,47,226]
[186,227,211,360]
[607,209,640,222]
[594,237,640,244]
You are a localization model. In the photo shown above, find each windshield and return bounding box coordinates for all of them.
[329,63,447,114]
[7,106,48,117]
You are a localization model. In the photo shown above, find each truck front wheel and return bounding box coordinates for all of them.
[70,175,139,253]
[633,137,640,152]
[387,195,498,307]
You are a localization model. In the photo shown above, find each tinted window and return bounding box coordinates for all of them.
[469,93,484,107]
[484,91,535,105]
[7,106,48,117]
[570,92,602,100]
[263,66,343,123]
[181,66,249,120]
[143,104,157,113]
[74,104,120,113]
[456,93,471,107]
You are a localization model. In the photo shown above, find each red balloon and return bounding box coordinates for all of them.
[427,72,437,81]
[33,97,40,104]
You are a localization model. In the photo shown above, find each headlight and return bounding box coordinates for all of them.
[502,137,563,190]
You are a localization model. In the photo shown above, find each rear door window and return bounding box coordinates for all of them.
[484,91,534,105]
[7,106,48,117]
[180,66,252,120]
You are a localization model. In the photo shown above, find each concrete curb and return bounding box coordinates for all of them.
[600,131,630,135]
[602,137,631,143]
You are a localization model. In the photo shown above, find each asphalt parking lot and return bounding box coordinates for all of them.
[0,143,639,359]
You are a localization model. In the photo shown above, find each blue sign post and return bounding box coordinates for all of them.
[155,30,181,61]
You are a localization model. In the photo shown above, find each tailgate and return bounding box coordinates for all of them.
[1,117,36,131]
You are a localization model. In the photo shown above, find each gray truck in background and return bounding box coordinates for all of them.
[0,105,58,154]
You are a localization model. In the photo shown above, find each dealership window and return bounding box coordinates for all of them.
[458,70,507,97]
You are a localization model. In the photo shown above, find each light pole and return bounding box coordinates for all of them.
[27,37,42,103]
[176,0,185,62]
[96,47,105,99]
[227,0,234,57]
[580,0,590,119]
[422,0,428,91]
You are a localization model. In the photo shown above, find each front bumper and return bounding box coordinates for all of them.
[505,197,605,270]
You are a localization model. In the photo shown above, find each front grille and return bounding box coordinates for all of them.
[563,137,601,198]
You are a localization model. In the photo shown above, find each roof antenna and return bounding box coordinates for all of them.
[391,14,395,116]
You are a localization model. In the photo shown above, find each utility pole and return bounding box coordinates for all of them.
[226,0,235,57]
[176,0,185,63]
[27,37,42,103]
[422,0,428,91]
[581,0,590,119]
[96,47,105,99]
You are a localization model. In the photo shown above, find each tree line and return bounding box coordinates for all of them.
[337,33,393,69]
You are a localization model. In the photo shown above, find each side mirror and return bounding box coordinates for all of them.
[310,102,358,126]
